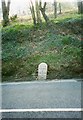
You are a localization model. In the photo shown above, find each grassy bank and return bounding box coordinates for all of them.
[2,12,82,82]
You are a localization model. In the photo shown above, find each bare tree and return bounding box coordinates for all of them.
[30,0,36,25]
[30,0,49,25]
[1,0,11,27]
[54,0,57,18]
[59,3,62,14]
[39,1,49,24]
[77,0,83,14]
[35,0,42,24]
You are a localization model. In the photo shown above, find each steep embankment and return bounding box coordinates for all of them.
[2,13,82,82]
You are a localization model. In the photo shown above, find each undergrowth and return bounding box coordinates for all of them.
[2,12,82,82]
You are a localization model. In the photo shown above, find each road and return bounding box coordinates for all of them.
[1,80,82,118]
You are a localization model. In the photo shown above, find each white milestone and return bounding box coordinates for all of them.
[38,63,48,80]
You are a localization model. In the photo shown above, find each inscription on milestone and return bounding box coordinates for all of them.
[38,63,47,80]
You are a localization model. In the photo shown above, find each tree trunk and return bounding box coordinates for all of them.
[59,3,62,14]
[40,9,49,23]
[35,0,42,24]
[39,1,49,24]
[1,0,10,27]
[77,1,83,14]
[30,1,36,25]
[54,0,57,18]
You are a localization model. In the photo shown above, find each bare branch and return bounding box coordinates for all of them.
[43,2,46,9]
[7,0,11,14]
[39,1,42,9]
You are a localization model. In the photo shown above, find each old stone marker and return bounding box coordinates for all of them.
[38,63,48,80]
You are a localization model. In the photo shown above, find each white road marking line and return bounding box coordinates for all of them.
[1,79,80,86]
[0,108,83,112]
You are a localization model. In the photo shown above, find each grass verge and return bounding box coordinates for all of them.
[2,12,82,82]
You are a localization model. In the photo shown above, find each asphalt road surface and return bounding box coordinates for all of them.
[1,80,82,118]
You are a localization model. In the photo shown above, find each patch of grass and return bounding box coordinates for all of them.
[2,24,34,43]
[53,12,81,23]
